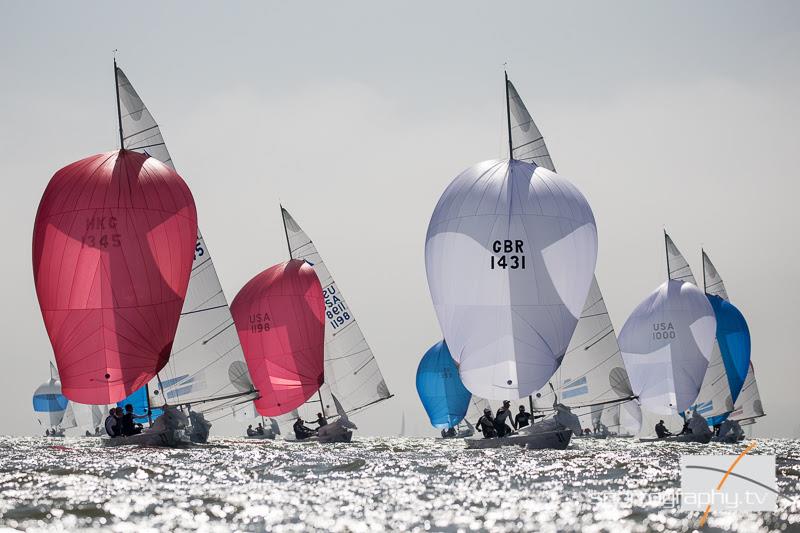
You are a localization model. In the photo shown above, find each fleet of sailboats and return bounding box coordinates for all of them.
[29,62,766,446]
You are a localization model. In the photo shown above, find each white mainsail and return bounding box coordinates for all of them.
[279,206,392,421]
[115,63,257,415]
[665,232,698,286]
[729,363,764,423]
[506,75,637,419]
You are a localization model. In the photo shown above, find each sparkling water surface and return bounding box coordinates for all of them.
[0,436,798,532]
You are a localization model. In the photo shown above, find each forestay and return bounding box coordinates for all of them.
[425,159,597,399]
[116,64,258,414]
[280,207,392,418]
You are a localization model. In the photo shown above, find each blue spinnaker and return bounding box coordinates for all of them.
[708,295,751,404]
[416,341,471,429]
[117,387,162,423]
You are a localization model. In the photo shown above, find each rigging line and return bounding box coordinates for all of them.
[582,329,615,351]
[180,303,228,317]
[201,321,235,345]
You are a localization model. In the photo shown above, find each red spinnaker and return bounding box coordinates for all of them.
[32,150,197,405]
[231,259,325,417]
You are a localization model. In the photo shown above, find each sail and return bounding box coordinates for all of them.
[32,150,198,404]
[686,253,751,424]
[618,280,716,415]
[665,232,697,285]
[32,365,68,429]
[729,363,765,423]
[280,207,392,416]
[426,159,597,400]
[506,77,555,171]
[602,401,642,436]
[507,76,632,416]
[416,341,472,430]
[231,260,326,416]
[531,278,635,412]
[115,64,258,414]
[702,250,729,301]
[118,386,162,422]
[465,396,493,425]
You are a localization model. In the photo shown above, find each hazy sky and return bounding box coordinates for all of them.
[2,2,798,437]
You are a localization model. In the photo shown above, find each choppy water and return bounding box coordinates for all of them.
[0,436,798,532]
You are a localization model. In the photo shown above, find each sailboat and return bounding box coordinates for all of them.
[619,233,717,443]
[32,363,68,437]
[684,251,751,428]
[416,340,472,437]
[504,74,641,437]
[112,61,259,441]
[267,207,393,438]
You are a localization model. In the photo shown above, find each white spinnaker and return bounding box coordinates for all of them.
[665,232,697,286]
[508,75,636,418]
[729,363,764,423]
[426,159,597,400]
[619,280,716,415]
[115,64,257,414]
[280,207,391,420]
[531,278,635,413]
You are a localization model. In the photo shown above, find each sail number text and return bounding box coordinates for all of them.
[490,240,526,270]
[249,312,271,333]
[652,322,676,340]
[324,284,352,331]
[81,216,121,249]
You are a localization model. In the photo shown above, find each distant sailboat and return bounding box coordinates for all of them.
[113,62,259,426]
[684,250,751,425]
[32,363,68,436]
[506,74,639,435]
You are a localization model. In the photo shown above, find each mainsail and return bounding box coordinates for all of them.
[416,341,472,430]
[686,250,751,424]
[115,62,258,414]
[729,362,765,423]
[665,232,698,286]
[280,207,392,418]
[504,74,637,419]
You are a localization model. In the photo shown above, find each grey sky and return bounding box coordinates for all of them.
[1,2,798,437]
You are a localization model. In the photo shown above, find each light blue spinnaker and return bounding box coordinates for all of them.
[416,341,471,429]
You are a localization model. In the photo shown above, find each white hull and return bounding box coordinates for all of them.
[639,433,712,444]
[465,429,572,450]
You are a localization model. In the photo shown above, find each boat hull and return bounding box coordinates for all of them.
[464,429,572,450]
[101,429,191,448]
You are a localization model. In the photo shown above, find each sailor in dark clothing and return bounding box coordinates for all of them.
[120,404,143,436]
[655,420,672,439]
[104,408,121,437]
[246,424,257,437]
[677,419,691,436]
[514,405,532,430]
[256,423,265,435]
[476,408,498,439]
[293,417,316,440]
[494,400,514,437]
[313,412,328,428]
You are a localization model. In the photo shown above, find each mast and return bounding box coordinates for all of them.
[504,70,513,160]
[664,230,670,281]
[701,248,706,293]
[144,383,154,426]
[113,57,124,150]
